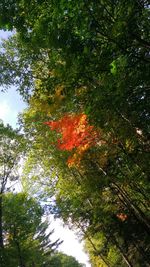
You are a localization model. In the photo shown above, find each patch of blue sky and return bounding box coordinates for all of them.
[0,86,27,128]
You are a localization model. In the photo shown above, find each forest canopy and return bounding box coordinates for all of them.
[0,1,150,266]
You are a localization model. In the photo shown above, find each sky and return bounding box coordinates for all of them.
[0,86,27,127]
[0,31,91,266]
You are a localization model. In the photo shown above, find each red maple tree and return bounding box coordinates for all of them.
[44,113,100,166]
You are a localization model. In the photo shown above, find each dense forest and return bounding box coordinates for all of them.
[0,1,150,266]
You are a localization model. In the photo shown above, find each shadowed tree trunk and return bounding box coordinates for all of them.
[0,194,4,267]
[14,228,26,267]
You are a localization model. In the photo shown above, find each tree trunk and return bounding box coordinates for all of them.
[111,182,150,235]
[13,229,25,267]
[77,222,111,267]
[109,234,133,267]
[16,240,25,267]
[0,195,4,249]
[0,194,4,267]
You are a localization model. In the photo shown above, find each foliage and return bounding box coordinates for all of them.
[0,121,27,265]
[2,192,61,267]
[46,252,84,267]
[0,1,149,266]
[44,113,101,167]
[0,120,26,193]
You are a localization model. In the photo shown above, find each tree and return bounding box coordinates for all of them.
[0,121,26,265]
[44,113,101,167]
[45,252,84,267]
[2,192,62,267]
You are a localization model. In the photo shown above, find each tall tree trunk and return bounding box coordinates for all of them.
[31,261,35,267]
[16,240,25,267]
[14,229,25,267]
[77,222,111,267]
[0,195,4,249]
[130,182,150,208]
[94,160,150,234]
[0,194,4,267]
[87,236,111,267]
[111,182,150,235]
[109,233,133,267]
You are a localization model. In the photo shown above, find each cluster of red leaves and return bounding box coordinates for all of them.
[116,213,128,222]
[44,113,100,167]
